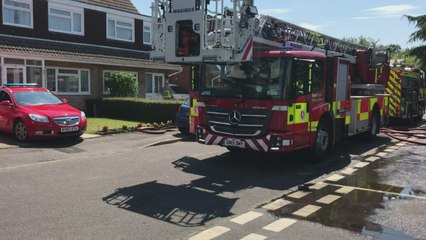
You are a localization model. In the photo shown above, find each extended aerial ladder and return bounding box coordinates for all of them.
[150,0,387,68]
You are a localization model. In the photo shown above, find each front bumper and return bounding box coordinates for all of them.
[196,126,294,152]
[26,120,87,138]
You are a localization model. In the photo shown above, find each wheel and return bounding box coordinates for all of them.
[366,108,380,140]
[14,120,28,142]
[311,119,331,161]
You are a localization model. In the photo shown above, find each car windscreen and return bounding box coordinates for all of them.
[13,91,63,106]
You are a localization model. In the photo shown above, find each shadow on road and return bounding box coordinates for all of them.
[103,134,391,227]
[0,132,84,149]
[103,181,237,227]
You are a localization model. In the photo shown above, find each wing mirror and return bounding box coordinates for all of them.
[0,100,13,107]
[62,98,68,104]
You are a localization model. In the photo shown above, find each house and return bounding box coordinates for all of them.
[0,0,187,110]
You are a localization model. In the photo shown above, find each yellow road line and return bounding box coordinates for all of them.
[287,191,310,199]
[341,167,358,175]
[316,194,341,204]
[262,199,292,211]
[353,162,370,168]
[189,226,230,240]
[376,152,388,157]
[230,211,263,225]
[310,182,327,190]
[335,186,355,194]
[263,218,297,232]
[292,205,322,218]
[326,174,345,182]
[365,156,380,162]
[240,233,267,240]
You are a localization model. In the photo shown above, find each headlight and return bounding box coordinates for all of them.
[29,114,49,123]
[81,111,87,120]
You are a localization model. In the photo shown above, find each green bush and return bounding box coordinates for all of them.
[107,72,138,97]
[91,98,184,123]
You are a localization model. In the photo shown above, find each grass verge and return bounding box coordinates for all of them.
[87,118,142,134]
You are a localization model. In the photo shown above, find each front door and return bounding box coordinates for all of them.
[0,90,14,131]
[145,73,165,100]
[3,65,25,85]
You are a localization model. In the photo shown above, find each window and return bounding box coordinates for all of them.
[46,68,90,94]
[145,73,164,94]
[1,58,42,86]
[292,59,323,97]
[26,66,42,86]
[103,70,138,94]
[0,91,12,102]
[312,61,324,92]
[48,3,84,35]
[107,15,134,42]
[143,22,151,45]
[6,67,24,84]
[2,0,33,28]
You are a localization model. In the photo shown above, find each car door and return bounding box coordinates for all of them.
[0,91,14,131]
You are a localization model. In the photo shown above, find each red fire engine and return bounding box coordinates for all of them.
[150,0,390,159]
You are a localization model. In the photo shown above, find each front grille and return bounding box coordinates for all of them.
[207,107,271,137]
[54,116,80,126]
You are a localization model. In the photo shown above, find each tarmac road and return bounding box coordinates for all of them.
[0,124,424,240]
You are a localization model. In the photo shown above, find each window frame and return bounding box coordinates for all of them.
[46,67,91,95]
[143,21,152,45]
[145,72,165,94]
[48,2,84,35]
[106,14,135,42]
[103,70,138,95]
[2,0,33,28]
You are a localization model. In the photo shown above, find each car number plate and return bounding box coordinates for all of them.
[223,138,245,148]
[60,126,79,133]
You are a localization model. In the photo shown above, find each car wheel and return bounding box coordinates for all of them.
[14,120,28,142]
[311,119,331,161]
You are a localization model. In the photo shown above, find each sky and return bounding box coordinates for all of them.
[130,0,425,49]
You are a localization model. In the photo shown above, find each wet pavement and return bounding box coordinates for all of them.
[260,140,426,240]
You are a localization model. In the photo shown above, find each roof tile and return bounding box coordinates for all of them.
[0,35,179,70]
[74,0,141,15]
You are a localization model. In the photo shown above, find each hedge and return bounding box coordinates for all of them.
[86,98,184,123]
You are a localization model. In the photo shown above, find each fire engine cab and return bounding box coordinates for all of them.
[150,0,390,159]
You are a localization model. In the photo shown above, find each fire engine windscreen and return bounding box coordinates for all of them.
[200,57,284,100]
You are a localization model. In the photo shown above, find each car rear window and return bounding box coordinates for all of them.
[13,91,63,106]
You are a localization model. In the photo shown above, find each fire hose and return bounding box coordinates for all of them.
[380,125,426,145]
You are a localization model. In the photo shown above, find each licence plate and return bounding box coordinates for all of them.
[60,126,79,133]
[223,138,245,148]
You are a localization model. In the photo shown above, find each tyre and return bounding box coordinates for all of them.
[14,120,28,142]
[311,119,331,161]
[366,108,380,140]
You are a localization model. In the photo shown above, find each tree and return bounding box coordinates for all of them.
[343,35,382,48]
[107,72,139,97]
[387,44,402,55]
[405,14,426,69]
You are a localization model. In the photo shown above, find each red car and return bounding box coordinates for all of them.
[0,84,87,142]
